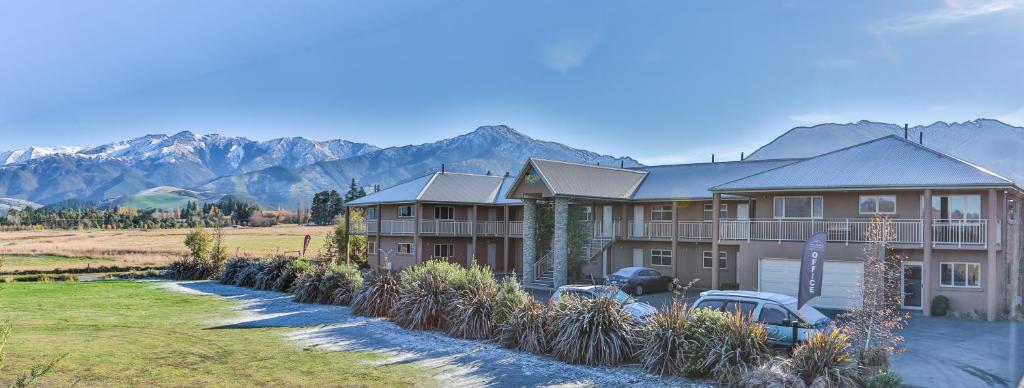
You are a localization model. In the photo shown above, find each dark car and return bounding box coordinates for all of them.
[549,285,658,322]
[605,266,675,296]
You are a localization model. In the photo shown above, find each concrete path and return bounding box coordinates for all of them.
[160,280,705,388]
[893,314,1024,388]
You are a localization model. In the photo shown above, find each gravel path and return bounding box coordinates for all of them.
[158,280,706,388]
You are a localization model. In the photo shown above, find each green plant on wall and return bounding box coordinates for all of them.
[535,203,593,280]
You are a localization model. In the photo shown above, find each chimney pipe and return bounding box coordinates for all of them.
[919,132,923,145]
[904,124,908,139]
[740,152,745,161]
[620,160,624,168]
[712,154,715,163]
[441,164,445,174]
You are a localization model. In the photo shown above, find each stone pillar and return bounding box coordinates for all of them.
[522,199,538,282]
[503,205,510,274]
[923,189,933,316]
[553,197,569,287]
[711,193,722,289]
[987,188,999,321]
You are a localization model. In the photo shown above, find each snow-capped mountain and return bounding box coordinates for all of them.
[746,118,1024,184]
[0,146,84,165]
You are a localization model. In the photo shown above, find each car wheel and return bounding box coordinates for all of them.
[635,285,644,296]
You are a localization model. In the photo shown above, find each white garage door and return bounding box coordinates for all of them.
[757,258,863,309]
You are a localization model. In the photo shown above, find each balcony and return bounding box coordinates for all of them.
[509,221,523,237]
[932,219,994,247]
[719,218,925,245]
[360,219,525,237]
[419,219,473,236]
[475,221,506,236]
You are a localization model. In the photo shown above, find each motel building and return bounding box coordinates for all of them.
[348,135,1023,321]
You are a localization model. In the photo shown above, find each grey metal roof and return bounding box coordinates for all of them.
[712,135,1014,192]
[528,158,648,199]
[494,175,522,205]
[346,173,433,205]
[418,172,505,204]
[629,159,801,200]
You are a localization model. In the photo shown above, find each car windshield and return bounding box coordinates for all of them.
[593,287,634,304]
[786,302,829,324]
[610,268,638,277]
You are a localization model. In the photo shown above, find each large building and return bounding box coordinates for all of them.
[348,135,1023,321]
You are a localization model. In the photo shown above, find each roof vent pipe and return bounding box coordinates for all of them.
[904,123,909,139]
[620,160,624,168]
[919,132,923,145]
[712,154,715,163]
[740,152,745,161]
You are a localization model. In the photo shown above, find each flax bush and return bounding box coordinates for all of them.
[445,265,499,339]
[697,310,771,385]
[389,260,465,331]
[273,260,311,292]
[233,259,265,288]
[735,357,803,388]
[547,293,637,366]
[253,256,293,291]
[351,270,400,317]
[290,265,328,303]
[323,264,363,305]
[166,256,218,280]
[496,297,548,354]
[220,257,256,285]
[790,330,859,388]
[635,303,693,376]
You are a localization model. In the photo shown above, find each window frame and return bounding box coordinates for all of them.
[580,206,593,222]
[365,207,378,220]
[433,206,454,220]
[397,205,415,218]
[651,249,672,267]
[703,203,728,221]
[702,251,728,269]
[397,242,414,255]
[773,196,824,219]
[859,195,897,215]
[651,205,673,222]
[931,194,982,220]
[758,303,790,326]
[433,243,455,259]
[367,240,377,253]
[939,261,981,288]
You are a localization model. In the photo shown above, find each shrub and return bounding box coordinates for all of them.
[446,266,499,339]
[635,303,692,376]
[166,256,217,280]
[696,310,770,385]
[931,295,950,316]
[351,271,400,317]
[492,274,531,329]
[389,260,464,331]
[735,358,803,388]
[220,257,254,285]
[251,257,292,290]
[183,228,213,260]
[323,264,363,305]
[859,346,890,372]
[273,260,311,292]
[863,370,902,388]
[291,266,328,304]
[497,298,548,354]
[790,330,858,387]
[547,293,637,366]
[233,259,266,288]
[681,306,729,376]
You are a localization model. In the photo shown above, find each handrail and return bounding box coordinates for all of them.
[533,250,553,282]
[932,219,987,247]
[719,218,924,244]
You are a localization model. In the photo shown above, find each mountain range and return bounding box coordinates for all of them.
[0,125,639,208]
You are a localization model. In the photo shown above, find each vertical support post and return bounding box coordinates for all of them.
[344,207,351,265]
[503,205,510,274]
[414,202,422,263]
[553,197,570,287]
[376,204,382,268]
[987,188,999,321]
[671,201,679,280]
[470,204,478,268]
[923,190,933,316]
[712,193,722,289]
[522,199,537,283]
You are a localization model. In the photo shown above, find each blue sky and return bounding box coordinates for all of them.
[1,0,1022,164]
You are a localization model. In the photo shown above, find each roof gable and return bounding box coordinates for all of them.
[630,159,801,200]
[713,135,1013,192]
[508,158,647,199]
[418,172,505,203]
[346,173,433,205]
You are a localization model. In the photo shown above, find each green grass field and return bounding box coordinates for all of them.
[0,254,115,273]
[0,281,433,386]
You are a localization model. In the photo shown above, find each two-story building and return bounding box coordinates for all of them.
[350,135,1022,321]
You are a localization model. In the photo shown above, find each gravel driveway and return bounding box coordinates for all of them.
[160,280,705,388]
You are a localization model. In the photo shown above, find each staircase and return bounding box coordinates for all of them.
[582,236,613,262]
[525,236,614,290]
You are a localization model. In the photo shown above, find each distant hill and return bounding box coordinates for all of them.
[103,186,222,210]
[747,119,1024,184]
[0,197,41,216]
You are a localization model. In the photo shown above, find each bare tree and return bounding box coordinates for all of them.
[839,215,910,366]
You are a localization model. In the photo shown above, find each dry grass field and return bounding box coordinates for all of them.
[0,225,332,272]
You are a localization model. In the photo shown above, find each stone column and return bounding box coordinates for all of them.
[923,189,933,316]
[553,197,569,287]
[711,193,722,289]
[522,199,538,282]
[503,205,510,273]
[987,188,998,321]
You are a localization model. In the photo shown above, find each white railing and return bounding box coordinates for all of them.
[350,221,368,234]
[509,221,523,236]
[534,250,553,282]
[381,220,415,234]
[933,219,987,246]
[720,218,924,244]
[625,221,674,239]
[366,221,378,234]
[419,219,473,235]
[678,221,712,239]
[475,221,506,236]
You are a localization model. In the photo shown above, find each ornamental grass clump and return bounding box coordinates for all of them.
[547,293,637,366]
[497,297,548,354]
[790,330,859,388]
[389,260,465,331]
[635,302,693,376]
[445,265,499,339]
[351,270,400,317]
[735,358,803,388]
[253,256,293,291]
[233,259,266,288]
[273,260,311,292]
[322,264,363,305]
[165,256,217,280]
[220,257,256,285]
[697,310,771,385]
[290,265,328,303]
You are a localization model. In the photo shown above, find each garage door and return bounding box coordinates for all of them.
[757,258,863,309]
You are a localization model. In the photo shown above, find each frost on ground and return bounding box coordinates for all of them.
[158,280,707,388]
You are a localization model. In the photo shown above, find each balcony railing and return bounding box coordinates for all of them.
[361,219,526,237]
[624,221,674,239]
[720,218,924,244]
[381,220,416,234]
[475,221,506,236]
[419,219,473,236]
[678,221,712,239]
[932,219,990,246]
[509,221,523,236]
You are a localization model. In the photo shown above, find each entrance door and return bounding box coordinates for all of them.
[736,203,750,239]
[487,243,496,269]
[632,248,644,267]
[602,205,614,238]
[632,205,645,237]
[902,261,923,309]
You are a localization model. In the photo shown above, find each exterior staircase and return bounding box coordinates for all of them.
[524,235,614,290]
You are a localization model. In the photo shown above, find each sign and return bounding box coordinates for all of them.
[798,232,827,308]
[524,171,542,185]
[302,234,312,257]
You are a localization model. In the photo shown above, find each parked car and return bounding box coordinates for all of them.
[605,266,675,296]
[691,290,835,346]
[549,285,658,322]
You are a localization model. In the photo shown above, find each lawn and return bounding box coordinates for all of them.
[0,254,115,273]
[0,281,433,386]
[0,225,333,271]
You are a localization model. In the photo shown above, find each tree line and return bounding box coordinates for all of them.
[309,179,367,226]
[2,197,263,230]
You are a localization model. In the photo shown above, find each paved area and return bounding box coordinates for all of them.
[162,281,706,388]
[893,314,1024,387]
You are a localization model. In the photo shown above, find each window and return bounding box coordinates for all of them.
[398,243,413,254]
[702,251,728,269]
[651,249,672,266]
[580,206,593,222]
[695,299,725,311]
[434,206,454,220]
[932,195,981,220]
[758,304,790,326]
[859,195,897,214]
[723,301,757,316]
[940,262,981,288]
[365,207,378,220]
[433,243,454,258]
[367,240,377,253]
[397,205,415,218]
[703,203,728,221]
[652,205,673,221]
[773,196,823,219]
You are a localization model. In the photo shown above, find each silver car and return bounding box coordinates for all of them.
[549,284,658,322]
